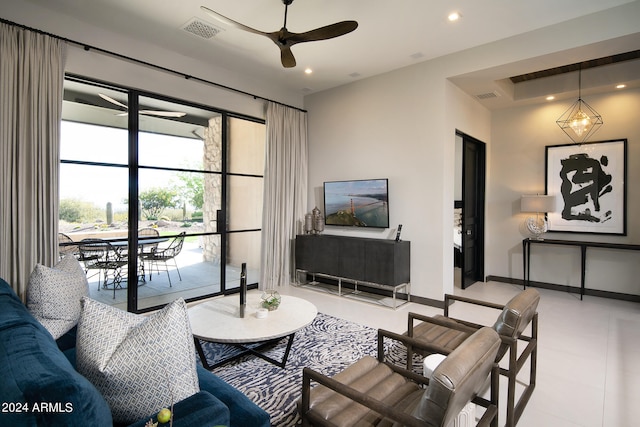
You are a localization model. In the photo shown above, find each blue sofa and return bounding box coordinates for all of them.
[0,278,270,427]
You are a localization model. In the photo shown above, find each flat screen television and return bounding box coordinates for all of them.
[323,178,389,228]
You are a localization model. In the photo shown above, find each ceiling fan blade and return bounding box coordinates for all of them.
[98,93,128,109]
[191,129,204,140]
[201,4,357,68]
[200,6,268,37]
[286,20,358,45]
[97,93,186,117]
[279,45,297,68]
[140,110,187,118]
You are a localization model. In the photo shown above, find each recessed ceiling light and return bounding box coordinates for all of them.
[448,11,461,22]
[546,96,555,101]
[616,84,626,89]
[304,68,313,75]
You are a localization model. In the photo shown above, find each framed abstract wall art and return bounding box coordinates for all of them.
[545,139,627,235]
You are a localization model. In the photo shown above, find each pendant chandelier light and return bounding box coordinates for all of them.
[556,67,603,143]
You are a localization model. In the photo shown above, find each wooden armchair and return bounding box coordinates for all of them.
[407,289,540,427]
[300,327,501,427]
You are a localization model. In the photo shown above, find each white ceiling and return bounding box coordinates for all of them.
[7,0,640,108]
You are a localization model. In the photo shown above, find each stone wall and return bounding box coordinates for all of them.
[202,116,222,263]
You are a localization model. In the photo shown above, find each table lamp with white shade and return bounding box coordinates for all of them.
[521,195,556,240]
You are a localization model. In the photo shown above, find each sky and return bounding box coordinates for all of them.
[60,121,203,212]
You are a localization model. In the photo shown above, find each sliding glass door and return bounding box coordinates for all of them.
[225,117,265,290]
[60,77,264,312]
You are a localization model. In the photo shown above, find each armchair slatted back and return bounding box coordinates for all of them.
[492,288,540,359]
[417,327,500,427]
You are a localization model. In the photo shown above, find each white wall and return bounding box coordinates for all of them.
[304,2,640,301]
[454,134,463,202]
[307,77,639,301]
[304,60,491,300]
[489,88,640,295]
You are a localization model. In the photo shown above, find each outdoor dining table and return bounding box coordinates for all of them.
[64,236,170,296]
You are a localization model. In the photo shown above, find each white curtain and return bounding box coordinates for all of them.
[0,23,66,300]
[260,102,308,288]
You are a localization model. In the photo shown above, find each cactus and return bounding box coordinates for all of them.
[106,202,113,225]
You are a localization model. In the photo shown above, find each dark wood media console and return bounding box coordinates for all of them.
[295,234,410,308]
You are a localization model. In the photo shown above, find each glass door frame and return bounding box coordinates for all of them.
[62,75,264,313]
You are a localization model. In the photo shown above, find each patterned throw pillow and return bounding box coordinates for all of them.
[27,255,89,339]
[76,297,200,424]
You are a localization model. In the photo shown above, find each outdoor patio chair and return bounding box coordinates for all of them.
[406,288,540,427]
[300,327,501,427]
[140,231,185,286]
[58,232,79,261]
[78,238,129,299]
[138,227,160,254]
[138,227,160,280]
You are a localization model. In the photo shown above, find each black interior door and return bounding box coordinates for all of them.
[461,133,486,289]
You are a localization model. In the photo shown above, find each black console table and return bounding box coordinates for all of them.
[522,238,640,300]
[295,234,410,309]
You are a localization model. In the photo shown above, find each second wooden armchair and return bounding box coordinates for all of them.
[301,327,501,427]
[407,288,540,427]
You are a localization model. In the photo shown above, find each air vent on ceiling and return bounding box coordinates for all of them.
[181,18,223,40]
[475,91,500,100]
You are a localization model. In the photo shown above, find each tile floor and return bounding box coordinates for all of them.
[277,280,640,427]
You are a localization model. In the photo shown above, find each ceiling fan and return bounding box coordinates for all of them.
[98,93,187,117]
[201,0,358,68]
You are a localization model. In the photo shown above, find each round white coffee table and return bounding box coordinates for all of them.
[188,292,317,368]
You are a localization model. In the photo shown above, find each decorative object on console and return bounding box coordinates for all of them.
[520,194,556,239]
[556,67,603,143]
[239,262,247,318]
[324,178,389,228]
[261,289,281,311]
[395,224,402,241]
[304,206,325,234]
[545,139,627,235]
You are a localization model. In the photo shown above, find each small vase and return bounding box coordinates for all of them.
[261,289,281,311]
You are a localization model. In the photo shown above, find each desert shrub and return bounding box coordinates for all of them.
[139,187,179,220]
[113,211,128,222]
[59,199,103,223]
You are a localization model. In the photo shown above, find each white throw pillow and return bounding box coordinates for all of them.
[76,297,200,424]
[27,255,89,339]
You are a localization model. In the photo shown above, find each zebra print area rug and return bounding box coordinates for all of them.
[198,313,413,426]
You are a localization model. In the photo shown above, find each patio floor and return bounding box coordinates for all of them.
[87,240,260,311]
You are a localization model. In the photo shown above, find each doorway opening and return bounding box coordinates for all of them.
[454,131,486,289]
